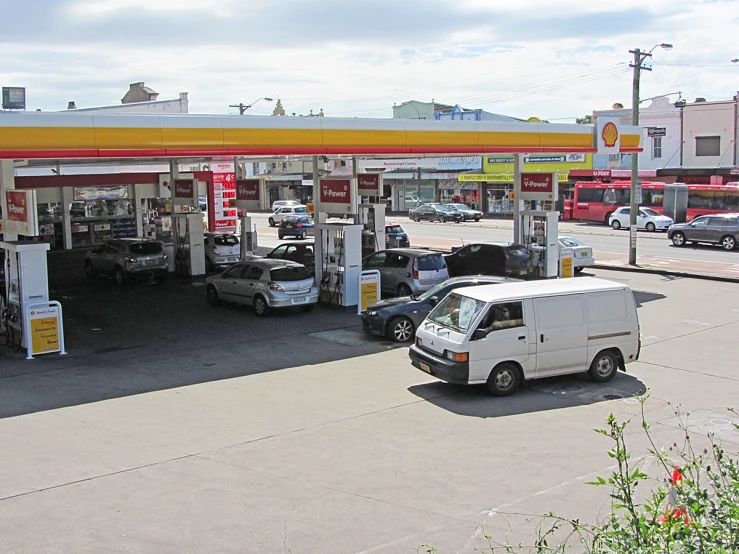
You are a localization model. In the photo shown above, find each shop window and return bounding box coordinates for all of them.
[695,136,720,157]
[652,137,662,159]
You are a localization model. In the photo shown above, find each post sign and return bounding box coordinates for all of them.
[357,270,381,314]
[635,179,643,204]
[520,173,558,202]
[4,190,39,236]
[25,301,67,359]
[208,170,237,231]
[596,117,621,154]
[358,174,382,196]
[318,178,355,215]
[173,179,198,206]
[235,179,261,210]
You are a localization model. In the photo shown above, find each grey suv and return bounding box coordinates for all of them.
[85,239,168,284]
[362,248,449,297]
[668,214,739,250]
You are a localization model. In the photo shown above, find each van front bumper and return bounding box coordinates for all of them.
[409,344,469,384]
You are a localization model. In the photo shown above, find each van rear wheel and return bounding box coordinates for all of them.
[588,350,618,383]
[486,363,521,397]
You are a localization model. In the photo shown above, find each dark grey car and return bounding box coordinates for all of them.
[85,239,168,284]
[362,275,519,342]
[444,203,483,222]
[363,248,449,297]
[408,204,464,223]
[668,214,739,250]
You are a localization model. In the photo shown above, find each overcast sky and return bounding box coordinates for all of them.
[2,0,738,122]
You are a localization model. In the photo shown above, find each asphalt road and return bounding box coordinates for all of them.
[250,213,738,264]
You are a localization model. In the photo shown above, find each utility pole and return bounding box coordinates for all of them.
[229,98,274,115]
[628,43,672,265]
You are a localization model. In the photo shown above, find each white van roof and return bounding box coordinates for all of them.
[458,277,629,303]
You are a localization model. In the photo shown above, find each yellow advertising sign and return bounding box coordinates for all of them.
[358,271,381,313]
[560,252,574,279]
[479,153,591,181]
[460,172,569,183]
[29,306,61,355]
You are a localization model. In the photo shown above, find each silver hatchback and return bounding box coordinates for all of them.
[205,258,318,316]
[85,239,168,284]
[362,248,449,297]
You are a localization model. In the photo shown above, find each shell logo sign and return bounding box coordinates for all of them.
[596,117,621,154]
[601,121,619,147]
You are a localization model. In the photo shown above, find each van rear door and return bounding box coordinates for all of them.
[533,294,588,377]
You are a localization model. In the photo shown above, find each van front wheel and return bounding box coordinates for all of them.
[588,350,618,383]
[486,363,521,397]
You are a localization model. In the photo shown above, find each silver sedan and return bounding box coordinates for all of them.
[559,237,594,273]
[205,258,317,316]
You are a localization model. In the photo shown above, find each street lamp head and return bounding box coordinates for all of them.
[731,59,739,63]
[660,43,673,50]
[264,97,274,102]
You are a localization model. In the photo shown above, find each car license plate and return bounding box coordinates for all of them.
[292,296,307,304]
[227,257,238,262]
[145,259,156,266]
[419,361,432,374]
[285,224,293,228]
[519,269,528,275]
[580,252,588,257]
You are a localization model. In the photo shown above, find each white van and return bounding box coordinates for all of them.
[409,278,640,396]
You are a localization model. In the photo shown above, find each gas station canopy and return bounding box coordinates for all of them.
[0,112,641,159]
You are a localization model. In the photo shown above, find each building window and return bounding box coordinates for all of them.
[652,137,662,159]
[695,136,720,157]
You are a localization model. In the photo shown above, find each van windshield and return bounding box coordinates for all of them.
[427,292,485,333]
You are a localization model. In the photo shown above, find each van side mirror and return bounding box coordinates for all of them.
[472,328,488,341]
[428,296,439,306]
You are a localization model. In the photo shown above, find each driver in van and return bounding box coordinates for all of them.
[482,303,522,332]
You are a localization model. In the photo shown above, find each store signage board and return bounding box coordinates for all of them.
[2,87,26,110]
[318,179,355,215]
[520,172,558,202]
[74,185,129,201]
[235,179,261,210]
[647,127,666,137]
[595,117,621,154]
[5,190,39,236]
[173,179,198,206]
[358,174,382,196]
[357,270,381,315]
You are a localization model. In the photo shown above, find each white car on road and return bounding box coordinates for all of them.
[268,205,309,227]
[558,237,594,273]
[609,207,673,231]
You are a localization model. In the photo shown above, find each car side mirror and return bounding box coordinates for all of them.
[428,296,439,306]
[472,329,488,341]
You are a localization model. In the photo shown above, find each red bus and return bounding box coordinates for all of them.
[568,181,739,224]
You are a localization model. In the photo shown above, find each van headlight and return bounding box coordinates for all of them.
[444,350,469,363]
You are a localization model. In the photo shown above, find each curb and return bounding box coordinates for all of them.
[591,263,739,284]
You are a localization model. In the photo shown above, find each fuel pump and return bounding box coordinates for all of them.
[172,213,206,277]
[1,241,53,352]
[239,216,258,260]
[520,210,560,278]
[356,203,385,257]
[315,223,362,307]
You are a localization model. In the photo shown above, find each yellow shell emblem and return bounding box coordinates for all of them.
[602,122,619,147]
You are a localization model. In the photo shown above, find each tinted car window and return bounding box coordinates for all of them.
[214,235,239,246]
[505,246,530,261]
[417,255,446,271]
[244,266,264,280]
[386,225,405,235]
[223,264,245,278]
[294,207,308,214]
[282,216,300,224]
[299,216,314,224]
[129,242,162,255]
[271,266,312,281]
[386,253,409,268]
[708,217,729,226]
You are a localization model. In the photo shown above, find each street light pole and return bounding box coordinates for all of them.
[628,43,672,265]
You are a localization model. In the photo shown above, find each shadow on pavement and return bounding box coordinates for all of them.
[407,372,646,418]
[632,290,667,307]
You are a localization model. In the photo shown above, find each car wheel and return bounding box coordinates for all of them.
[475,217,481,222]
[438,215,446,223]
[486,363,521,396]
[206,285,220,306]
[253,295,270,317]
[611,219,621,230]
[721,235,736,251]
[114,267,127,285]
[574,266,584,273]
[84,260,95,278]
[646,222,656,232]
[388,316,415,342]
[588,350,618,383]
[604,212,613,226]
[268,217,275,227]
[413,216,420,222]
[300,231,307,240]
[300,304,315,313]
[671,231,686,247]
[397,283,413,297]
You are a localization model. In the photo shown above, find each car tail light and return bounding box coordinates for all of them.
[412,259,419,280]
[124,257,138,263]
[311,278,317,288]
[297,223,302,228]
[268,282,284,292]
